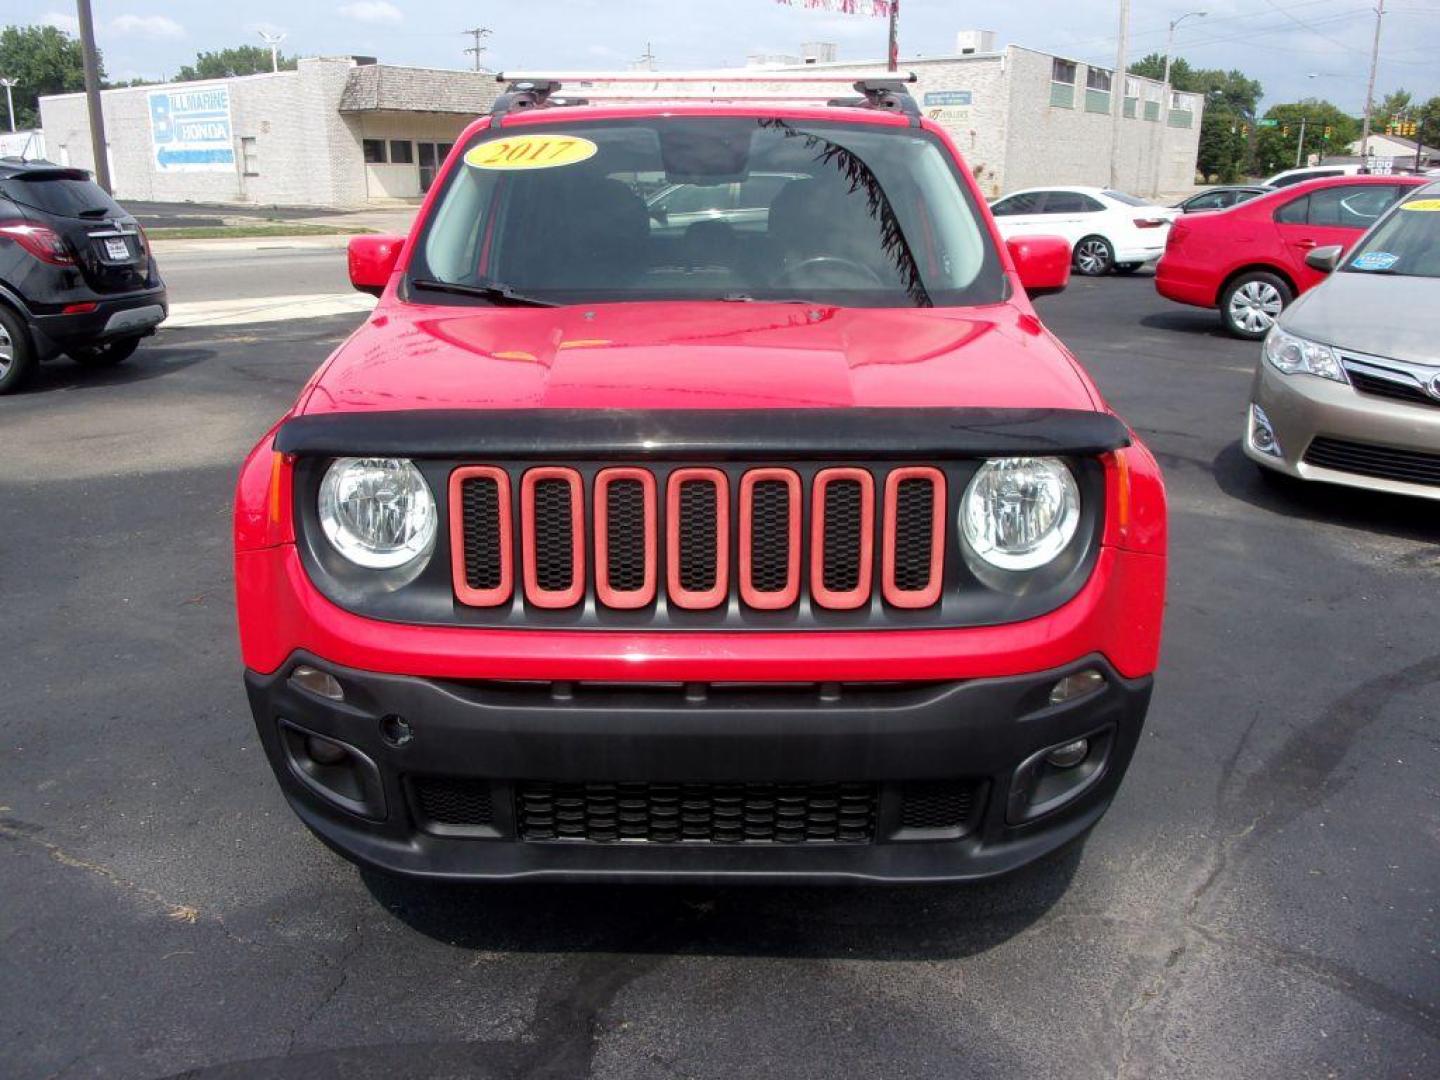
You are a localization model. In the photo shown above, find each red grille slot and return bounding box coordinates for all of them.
[594,467,657,609]
[449,466,514,607]
[739,468,801,610]
[521,467,585,609]
[810,468,875,610]
[666,468,729,610]
[882,467,945,609]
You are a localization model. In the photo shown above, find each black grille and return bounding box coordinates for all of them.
[412,777,494,827]
[822,480,865,593]
[898,781,978,832]
[1347,370,1438,408]
[605,479,648,593]
[677,480,718,593]
[1303,437,1440,488]
[749,480,792,594]
[892,478,936,592]
[460,476,504,591]
[516,780,878,844]
[532,478,575,592]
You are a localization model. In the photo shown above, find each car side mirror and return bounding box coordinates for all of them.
[1006,236,1071,298]
[1304,244,1344,274]
[348,234,405,297]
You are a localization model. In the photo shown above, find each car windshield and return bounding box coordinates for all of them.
[1343,194,1440,278]
[411,117,1005,308]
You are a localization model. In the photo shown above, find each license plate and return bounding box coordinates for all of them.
[104,237,130,260]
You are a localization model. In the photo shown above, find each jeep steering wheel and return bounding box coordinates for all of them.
[776,256,887,289]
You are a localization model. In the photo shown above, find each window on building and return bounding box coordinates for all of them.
[1168,92,1195,128]
[389,140,414,164]
[1087,68,1112,92]
[1050,59,1076,109]
[241,137,259,177]
[1144,82,1163,122]
[1124,77,1141,119]
[363,139,387,164]
[1085,67,1112,114]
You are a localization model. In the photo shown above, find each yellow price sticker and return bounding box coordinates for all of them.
[464,135,598,171]
[1399,198,1440,212]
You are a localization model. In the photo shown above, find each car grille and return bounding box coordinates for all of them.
[515,780,879,844]
[897,781,980,833]
[1303,437,1440,487]
[1346,370,1439,409]
[451,464,947,613]
[412,776,495,828]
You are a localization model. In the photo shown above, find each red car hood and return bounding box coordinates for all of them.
[300,300,1098,416]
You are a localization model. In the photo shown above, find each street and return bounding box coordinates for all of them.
[1,250,1437,1080]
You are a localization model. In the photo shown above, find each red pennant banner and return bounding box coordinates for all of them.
[775,0,893,16]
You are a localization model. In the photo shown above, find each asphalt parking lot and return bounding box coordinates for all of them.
[1,269,1437,1079]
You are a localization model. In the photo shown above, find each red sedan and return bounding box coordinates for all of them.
[1156,174,1428,338]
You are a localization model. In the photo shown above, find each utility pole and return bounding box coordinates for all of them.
[258,30,286,73]
[1295,115,1308,167]
[0,78,16,133]
[634,42,657,72]
[75,0,111,193]
[1359,0,1385,168]
[1108,0,1131,189]
[887,0,900,73]
[1152,11,1206,196]
[462,27,491,72]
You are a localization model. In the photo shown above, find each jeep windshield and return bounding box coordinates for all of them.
[409,117,1006,309]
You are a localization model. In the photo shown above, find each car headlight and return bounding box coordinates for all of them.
[1264,326,1346,383]
[961,457,1081,572]
[318,457,436,569]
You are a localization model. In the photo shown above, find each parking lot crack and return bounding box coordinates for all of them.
[283,920,366,1057]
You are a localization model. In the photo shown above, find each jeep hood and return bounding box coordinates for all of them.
[300,300,1098,416]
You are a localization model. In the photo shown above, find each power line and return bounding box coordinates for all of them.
[462,26,491,73]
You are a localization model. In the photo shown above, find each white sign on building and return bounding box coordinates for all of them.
[148,86,235,173]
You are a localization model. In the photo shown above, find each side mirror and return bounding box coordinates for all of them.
[1304,244,1344,274]
[348,234,405,297]
[1006,236,1071,298]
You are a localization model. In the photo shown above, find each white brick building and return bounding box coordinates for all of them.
[38,57,499,207]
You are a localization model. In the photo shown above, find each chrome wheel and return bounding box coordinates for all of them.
[1228,280,1283,335]
[0,322,12,379]
[1074,238,1112,276]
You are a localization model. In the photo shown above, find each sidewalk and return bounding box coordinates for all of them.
[124,199,418,238]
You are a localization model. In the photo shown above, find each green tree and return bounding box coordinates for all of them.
[1255,100,1361,174]
[1130,53,1263,182]
[176,45,296,81]
[0,24,96,129]
[1375,89,1412,132]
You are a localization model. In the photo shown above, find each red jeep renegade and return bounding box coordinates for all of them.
[234,73,1166,884]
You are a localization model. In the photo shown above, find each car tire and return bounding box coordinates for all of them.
[0,305,36,395]
[1221,272,1292,340]
[1113,262,1143,275]
[67,336,142,368]
[1072,236,1114,277]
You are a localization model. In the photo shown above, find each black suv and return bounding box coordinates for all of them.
[0,160,167,393]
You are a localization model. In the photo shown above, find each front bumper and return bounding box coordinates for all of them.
[245,652,1152,884]
[1245,360,1440,501]
[30,288,168,359]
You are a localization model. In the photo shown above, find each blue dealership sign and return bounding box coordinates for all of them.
[149,86,235,173]
[923,91,973,107]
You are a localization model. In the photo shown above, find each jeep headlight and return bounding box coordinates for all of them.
[961,457,1081,572]
[318,457,436,569]
[1264,326,1346,383]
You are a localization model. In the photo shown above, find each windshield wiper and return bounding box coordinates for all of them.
[409,278,559,308]
[720,293,826,305]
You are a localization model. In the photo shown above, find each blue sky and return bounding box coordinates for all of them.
[8,0,1438,113]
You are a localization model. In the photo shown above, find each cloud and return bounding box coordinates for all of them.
[337,1,403,24]
[40,12,80,35]
[110,14,186,39]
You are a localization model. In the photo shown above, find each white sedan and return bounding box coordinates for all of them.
[989,187,1177,276]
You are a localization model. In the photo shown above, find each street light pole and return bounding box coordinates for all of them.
[1359,0,1385,167]
[75,0,111,193]
[1295,115,1308,167]
[1108,0,1131,189]
[1151,10,1205,196]
[0,79,17,133]
[258,30,286,74]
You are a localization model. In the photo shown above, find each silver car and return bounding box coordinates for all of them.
[1245,182,1440,500]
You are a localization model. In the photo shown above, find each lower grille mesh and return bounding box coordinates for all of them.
[898,781,978,832]
[1304,436,1440,487]
[413,777,495,827]
[517,780,878,844]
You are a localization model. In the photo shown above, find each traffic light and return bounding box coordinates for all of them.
[1323,125,1332,140]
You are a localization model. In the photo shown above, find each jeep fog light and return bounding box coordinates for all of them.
[1049,668,1106,705]
[289,665,344,701]
[318,457,436,569]
[1248,404,1282,458]
[961,457,1080,571]
[1044,738,1090,769]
